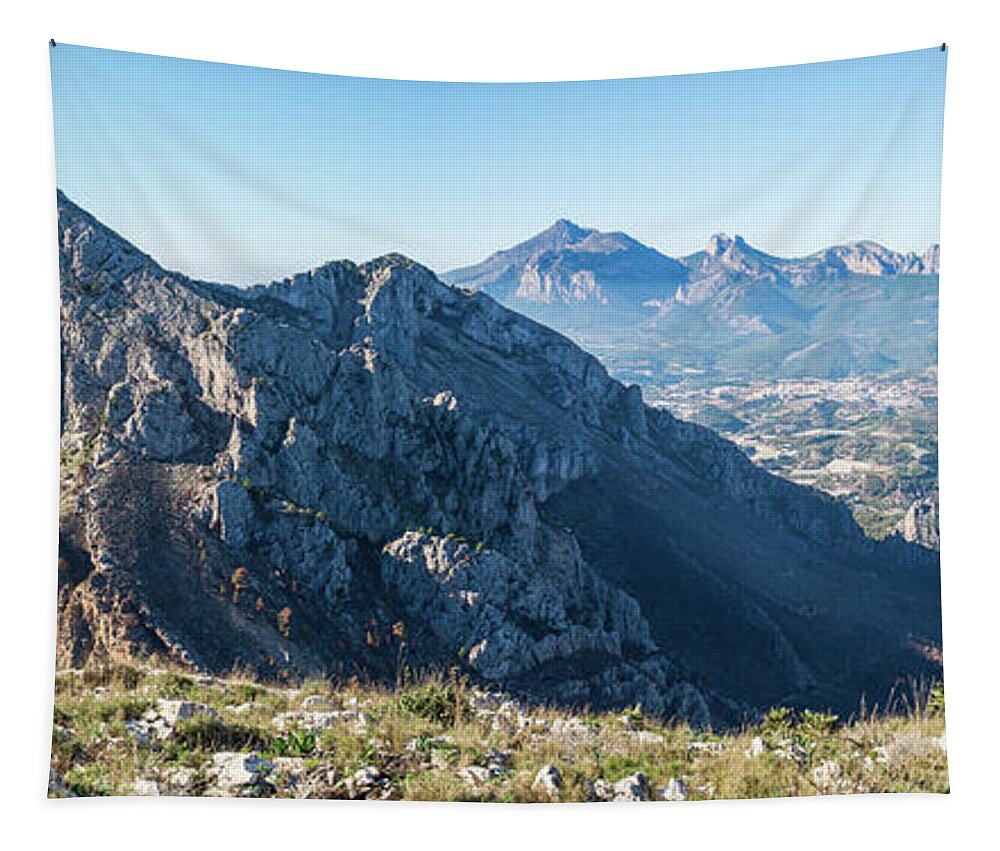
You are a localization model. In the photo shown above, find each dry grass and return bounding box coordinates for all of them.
[49,665,948,800]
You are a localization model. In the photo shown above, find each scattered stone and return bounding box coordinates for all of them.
[459,765,495,785]
[689,740,725,754]
[628,730,664,746]
[746,736,766,757]
[273,709,369,733]
[209,752,274,796]
[532,764,563,799]
[661,777,688,802]
[590,772,649,802]
[164,767,197,793]
[124,717,171,746]
[484,748,512,774]
[157,699,218,727]
[344,766,393,800]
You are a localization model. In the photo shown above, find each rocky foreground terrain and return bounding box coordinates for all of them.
[57,191,941,729]
[49,665,948,800]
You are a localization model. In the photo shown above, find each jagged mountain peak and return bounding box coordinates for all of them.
[542,217,591,242]
[444,221,687,307]
[705,233,748,256]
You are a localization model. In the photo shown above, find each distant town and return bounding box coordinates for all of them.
[642,369,937,542]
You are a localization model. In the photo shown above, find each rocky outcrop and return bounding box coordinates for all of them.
[900,495,940,551]
[56,191,942,723]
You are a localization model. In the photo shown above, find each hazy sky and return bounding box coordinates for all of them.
[51,44,947,286]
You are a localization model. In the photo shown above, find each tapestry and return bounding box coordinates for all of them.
[49,43,947,801]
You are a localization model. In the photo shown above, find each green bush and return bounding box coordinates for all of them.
[158,673,198,699]
[172,716,269,751]
[270,728,317,757]
[398,682,467,726]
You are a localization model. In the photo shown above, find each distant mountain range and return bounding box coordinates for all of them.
[444,222,939,382]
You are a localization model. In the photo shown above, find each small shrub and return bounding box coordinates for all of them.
[172,716,268,751]
[96,697,152,723]
[158,673,197,699]
[66,765,113,797]
[398,681,468,727]
[270,728,317,757]
[81,664,143,691]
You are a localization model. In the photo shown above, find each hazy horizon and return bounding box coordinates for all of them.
[51,44,946,286]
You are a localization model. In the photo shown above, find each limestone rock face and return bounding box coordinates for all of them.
[379,529,697,717]
[900,495,940,551]
[56,191,941,723]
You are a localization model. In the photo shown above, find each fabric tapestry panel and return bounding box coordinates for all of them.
[49,43,947,801]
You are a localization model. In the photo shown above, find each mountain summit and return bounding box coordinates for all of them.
[444,220,688,308]
[57,193,941,723]
[449,223,940,379]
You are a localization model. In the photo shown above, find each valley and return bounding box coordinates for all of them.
[640,371,938,544]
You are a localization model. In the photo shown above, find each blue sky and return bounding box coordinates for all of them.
[51,44,946,285]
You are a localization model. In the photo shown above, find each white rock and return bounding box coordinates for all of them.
[273,709,368,733]
[345,766,391,799]
[746,736,766,757]
[591,772,649,802]
[459,765,494,784]
[157,699,218,726]
[661,777,688,801]
[532,764,563,799]
[628,730,664,746]
[165,767,197,792]
[211,751,273,793]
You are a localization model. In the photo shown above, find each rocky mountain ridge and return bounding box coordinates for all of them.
[57,192,942,725]
[446,221,940,381]
[446,220,939,312]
